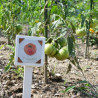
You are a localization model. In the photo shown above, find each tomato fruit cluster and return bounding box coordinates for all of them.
[45,37,69,61]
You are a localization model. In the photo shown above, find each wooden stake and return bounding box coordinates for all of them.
[44,0,48,84]
[23,66,33,98]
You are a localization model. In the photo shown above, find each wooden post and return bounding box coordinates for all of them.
[85,0,93,58]
[44,0,48,84]
[23,66,33,98]
[85,20,89,58]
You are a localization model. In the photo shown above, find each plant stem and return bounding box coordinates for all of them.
[85,20,89,58]
[44,0,48,84]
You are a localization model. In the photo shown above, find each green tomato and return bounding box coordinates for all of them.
[55,46,69,60]
[45,43,57,57]
[76,28,86,37]
[55,52,62,60]
[90,19,98,28]
[51,40,58,48]
[59,37,67,47]
[16,24,22,33]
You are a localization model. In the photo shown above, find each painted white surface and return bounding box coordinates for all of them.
[14,35,45,66]
[23,66,33,98]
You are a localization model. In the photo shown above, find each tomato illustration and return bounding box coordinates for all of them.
[24,43,36,56]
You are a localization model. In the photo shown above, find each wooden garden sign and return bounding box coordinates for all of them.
[14,35,45,98]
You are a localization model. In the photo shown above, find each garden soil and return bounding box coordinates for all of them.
[0,35,98,98]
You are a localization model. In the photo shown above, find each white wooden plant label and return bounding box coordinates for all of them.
[15,35,45,66]
[14,35,45,98]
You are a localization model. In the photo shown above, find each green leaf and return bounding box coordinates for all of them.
[74,56,79,65]
[74,56,82,71]
[31,22,42,35]
[94,0,98,2]
[0,45,4,50]
[6,45,15,52]
[65,85,76,92]
[70,59,76,65]
[64,80,67,85]
[77,80,89,84]
[66,64,72,74]
[67,36,75,57]
[52,19,62,31]
[81,15,86,27]
[4,63,11,72]
[78,86,87,90]
[70,22,76,33]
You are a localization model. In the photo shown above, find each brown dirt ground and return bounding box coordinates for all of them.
[0,34,98,98]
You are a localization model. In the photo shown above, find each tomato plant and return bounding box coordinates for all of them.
[0,1,97,97]
[0,1,22,44]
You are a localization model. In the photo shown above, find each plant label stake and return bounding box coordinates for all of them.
[15,35,45,98]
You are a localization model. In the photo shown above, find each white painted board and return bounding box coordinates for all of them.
[14,35,45,67]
